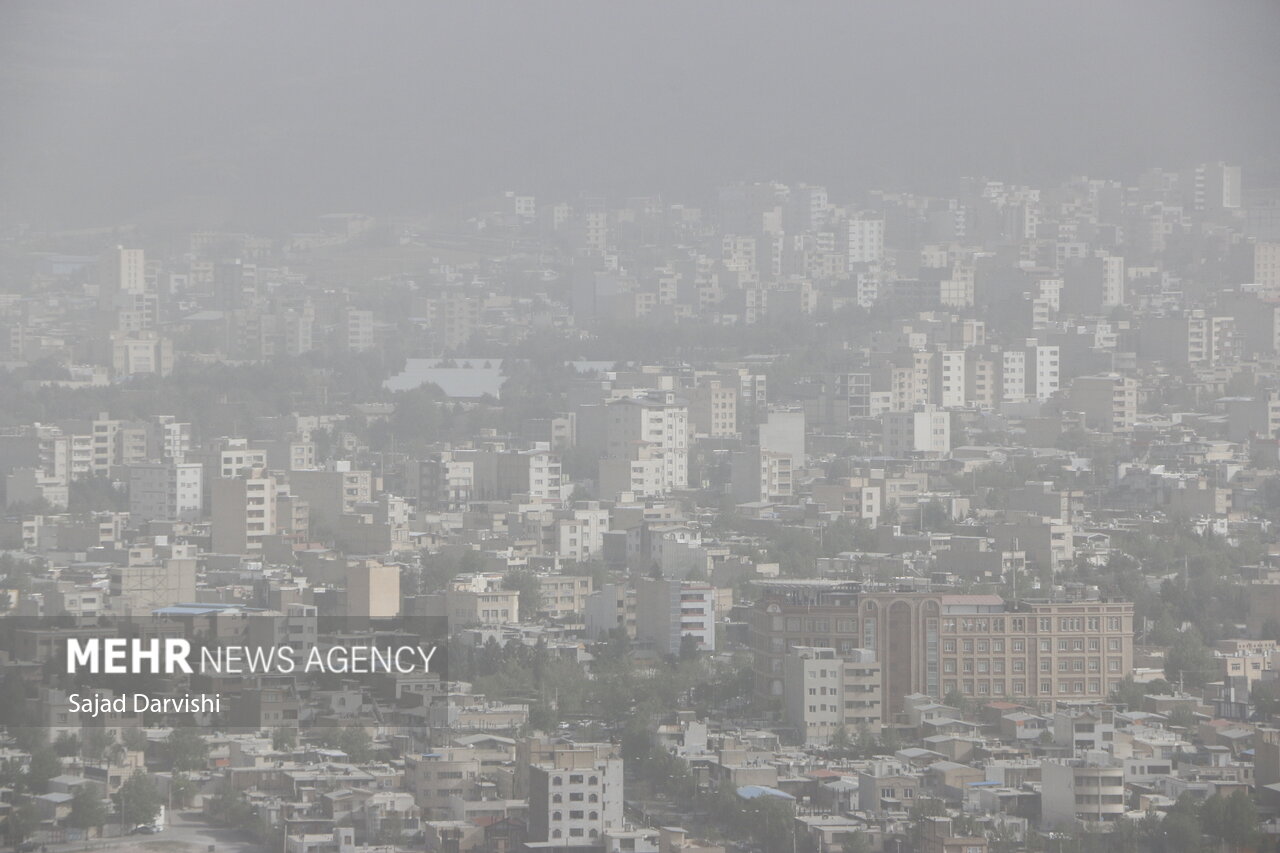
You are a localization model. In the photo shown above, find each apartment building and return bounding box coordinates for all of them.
[1067,374,1137,434]
[637,577,716,656]
[110,559,198,618]
[751,581,1133,714]
[445,573,520,626]
[882,405,951,457]
[538,575,593,619]
[554,502,609,561]
[687,378,738,438]
[1041,758,1126,828]
[347,559,400,629]
[128,461,203,522]
[527,743,624,848]
[289,465,373,527]
[406,749,482,820]
[604,391,689,493]
[583,583,636,640]
[783,646,883,745]
[211,467,277,554]
[409,451,476,510]
[730,446,794,502]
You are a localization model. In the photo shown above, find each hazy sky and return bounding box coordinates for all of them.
[3,1,1278,229]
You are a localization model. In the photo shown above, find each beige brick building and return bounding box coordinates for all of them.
[751,581,1133,715]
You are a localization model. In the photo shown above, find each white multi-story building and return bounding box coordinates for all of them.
[151,417,192,461]
[100,246,148,298]
[785,647,844,746]
[555,502,610,561]
[758,407,806,470]
[1041,757,1126,828]
[128,462,203,522]
[846,214,886,266]
[1101,254,1125,307]
[688,378,738,437]
[636,577,716,656]
[344,308,375,352]
[604,391,688,493]
[598,449,668,500]
[1001,349,1027,402]
[409,451,476,510]
[528,744,624,847]
[930,350,966,409]
[730,446,793,502]
[203,437,269,480]
[784,647,883,745]
[882,405,951,457]
[474,449,562,503]
[1027,342,1060,401]
[1067,374,1137,434]
[211,467,277,554]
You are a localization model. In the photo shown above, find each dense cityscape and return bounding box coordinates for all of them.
[0,159,1278,853]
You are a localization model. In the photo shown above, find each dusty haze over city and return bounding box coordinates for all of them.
[3,1,1280,229]
[5,4,1280,853]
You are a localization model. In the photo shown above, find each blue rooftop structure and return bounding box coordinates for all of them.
[736,785,795,801]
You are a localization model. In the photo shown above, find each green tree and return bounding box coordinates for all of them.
[170,772,197,809]
[503,568,544,617]
[830,725,852,756]
[81,728,113,764]
[1158,793,1204,853]
[53,730,80,756]
[207,780,256,827]
[272,727,298,752]
[742,795,796,853]
[166,727,210,771]
[339,726,372,762]
[115,770,162,827]
[1167,705,1197,729]
[840,831,873,853]
[67,784,108,834]
[1253,681,1280,717]
[878,726,901,754]
[122,727,149,754]
[1202,790,1258,851]
[26,745,61,792]
[1165,628,1216,689]
[943,689,971,717]
[5,802,40,846]
[1110,675,1172,710]
[375,813,406,845]
[678,633,701,662]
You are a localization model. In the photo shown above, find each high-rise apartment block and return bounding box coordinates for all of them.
[604,391,688,493]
